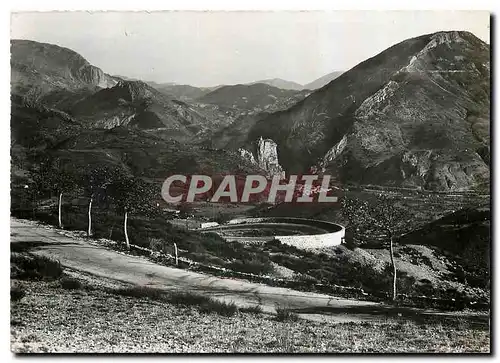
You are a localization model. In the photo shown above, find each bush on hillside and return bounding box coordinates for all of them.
[11,285,26,302]
[11,253,63,281]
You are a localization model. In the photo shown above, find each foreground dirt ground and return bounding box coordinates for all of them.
[11,277,489,353]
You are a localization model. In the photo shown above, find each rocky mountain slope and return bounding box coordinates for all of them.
[117,78,225,102]
[11,40,236,141]
[11,40,267,186]
[11,39,118,108]
[68,80,218,138]
[111,78,296,134]
[241,31,490,191]
[203,112,270,150]
[401,206,490,288]
[193,84,311,150]
[50,127,265,180]
[304,71,344,90]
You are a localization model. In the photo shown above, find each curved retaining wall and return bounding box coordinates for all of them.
[219,217,345,250]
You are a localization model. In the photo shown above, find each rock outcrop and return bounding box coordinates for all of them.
[318,135,348,172]
[237,138,285,178]
[75,64,117,88]
[256,137,285,178]
[238,148,256,164]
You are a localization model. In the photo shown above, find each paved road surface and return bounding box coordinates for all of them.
[10,218,486,324]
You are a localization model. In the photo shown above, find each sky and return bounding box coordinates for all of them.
[11,11,490,87]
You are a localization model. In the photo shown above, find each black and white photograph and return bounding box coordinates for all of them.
[9,9,491,353]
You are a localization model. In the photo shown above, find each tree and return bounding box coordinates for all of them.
[23,178,41,219]
[28,155,76,227]
[108,176,157,249]
[341,193,411,301]
[80,165,122,237]
[48,159,76,229]
[28,166,48,219]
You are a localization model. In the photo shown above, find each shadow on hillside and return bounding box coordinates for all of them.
[292,304,489,327]
[10,240,77,253]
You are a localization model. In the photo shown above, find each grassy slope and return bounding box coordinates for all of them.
[253,188,489,303]
[11,277,489,353]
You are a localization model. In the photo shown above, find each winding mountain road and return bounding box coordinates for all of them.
[10,218,486,324]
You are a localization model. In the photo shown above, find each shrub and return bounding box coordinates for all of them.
[185,252,226,267]
[228,258,273,275]
[167,291,212,306]
[264,239,301,255]
[212,212,230,224]
[270,254,309,273]
[11,253,63,280]
[306,269,336,282]
[111,287,239,317]
[240,305,263,314]
[275,305,299,322]
[199,300,238,317]
[149,237,165,252]
[60,277,82,290]
[113,286,166,300]
[11,285,26,302]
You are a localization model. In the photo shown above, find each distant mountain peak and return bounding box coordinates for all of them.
[249,78,303,90]
[197,82,307,112]
[304,71,344,90]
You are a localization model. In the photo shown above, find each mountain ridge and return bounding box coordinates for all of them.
[10,40,268,184]
[248,78,304,90]
[241,31,490,191]
[197,83,308,111]
[11,39,118,101]
[304,71,344,89]
[10,40,230,139]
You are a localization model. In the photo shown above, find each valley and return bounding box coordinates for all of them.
[10,26,490,354]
